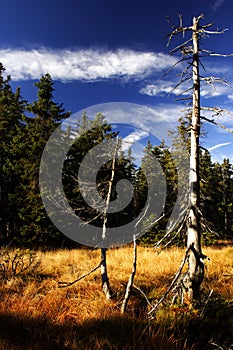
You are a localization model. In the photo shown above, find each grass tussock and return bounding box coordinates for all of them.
[0,245,232,349]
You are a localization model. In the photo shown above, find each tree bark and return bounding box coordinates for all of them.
[100,139,119,299]
[186,16,204,301]
[121,234,137,313]
[100,248,112,300]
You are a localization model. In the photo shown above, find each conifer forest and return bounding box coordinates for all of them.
[0,14,233,350]
[0,64,232,249]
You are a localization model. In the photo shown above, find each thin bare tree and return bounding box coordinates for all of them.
[59,136,122,299]
[100,137,120,300]
[164,14,232,303]
[121,205,163,314]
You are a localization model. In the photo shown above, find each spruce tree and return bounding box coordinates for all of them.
[17,74,70,246]
[0,63,26,244]
[220,158,233,236]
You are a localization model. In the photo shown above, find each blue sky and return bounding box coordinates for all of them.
[1,0,233,163]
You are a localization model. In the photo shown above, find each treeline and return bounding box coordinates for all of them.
[0,64,232,248]
[0,64,70,247]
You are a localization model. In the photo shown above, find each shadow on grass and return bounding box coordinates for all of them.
[0,313,154,350]
[0,292,232,350]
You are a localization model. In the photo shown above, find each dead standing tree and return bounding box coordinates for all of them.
[100,137,120,300]
[59,136,121,300]
[186,15,203,301]
[165,14,232,303]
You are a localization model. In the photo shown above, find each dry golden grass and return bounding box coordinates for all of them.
[0,245,232,349]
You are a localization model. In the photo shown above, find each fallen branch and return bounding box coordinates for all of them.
[133,284,153,308]
[58,263,101,288]
[148,244,193,318]
[200,288,214,318]
[154,209,189,253]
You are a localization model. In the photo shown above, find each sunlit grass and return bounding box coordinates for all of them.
[0,245,232,349]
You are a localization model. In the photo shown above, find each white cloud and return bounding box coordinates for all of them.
[227,94,233,101]
[69,102,187,165]
[121,130,149,164]
[209,148,233,164]
[0,48,176,82]
[139,80,188,97]
[201,84,232,98]
[212,0,228,12]
[204,64,230,75]
[208,142,232,151]
[122,130,148,149]
[140,78,233,99]
[71,102,182,147]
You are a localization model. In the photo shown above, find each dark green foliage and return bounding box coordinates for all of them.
[138,141,180,245]
[0,67,71,247]
[62,113,137,233]
[200,151,233,242]
[0,63,232,248]
[0,64,26,243]
[139,141,233,246]
[15,73,71,246]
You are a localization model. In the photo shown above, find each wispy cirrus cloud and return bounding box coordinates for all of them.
[211,0,229,13]
[207,142,233,164]
[0,48,176,82]
[139,80,186,97]
[122,129,149,147]
[208,142,232,151]
[140,78,233,99]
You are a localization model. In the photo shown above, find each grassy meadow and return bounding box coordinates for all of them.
[0,245,232,349]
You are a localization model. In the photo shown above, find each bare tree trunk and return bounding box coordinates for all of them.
[121,234,137,313]
[164,13,232,307]
[186,16,204,301]
[100,138,119,299]
[102,137,119,239]
[100,247,112,300]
